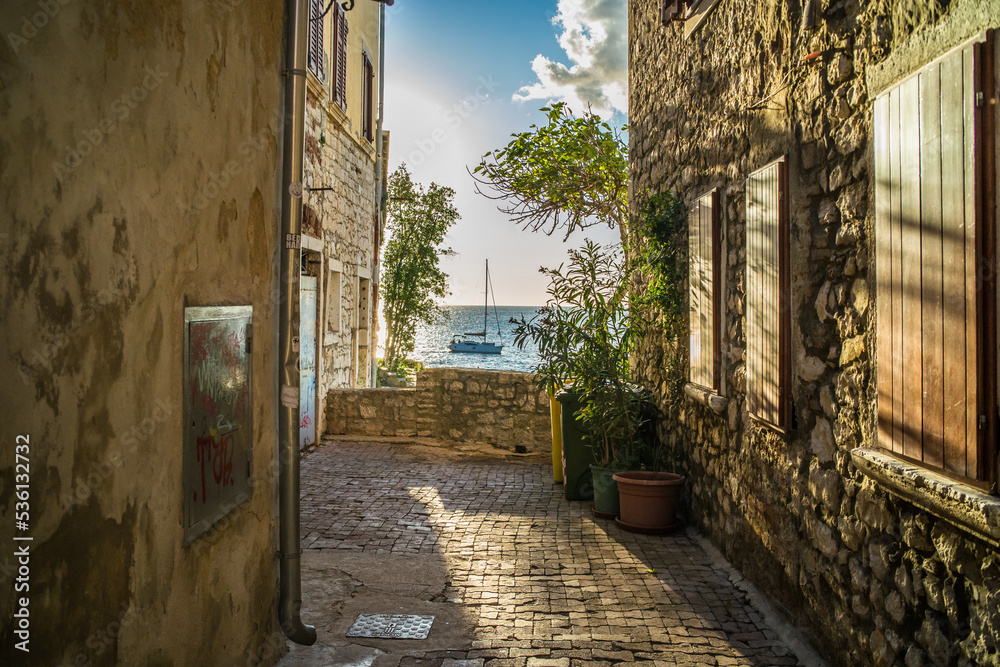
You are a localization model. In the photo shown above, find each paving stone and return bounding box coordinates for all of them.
[286,439,810,667]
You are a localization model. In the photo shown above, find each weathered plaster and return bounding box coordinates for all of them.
[1,0,286,664]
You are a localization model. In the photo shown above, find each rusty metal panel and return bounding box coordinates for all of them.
[183,305,254,544]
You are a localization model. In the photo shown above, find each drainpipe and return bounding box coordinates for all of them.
[374,3,386,216]
[277,0,317,646]
[372,2,386,386]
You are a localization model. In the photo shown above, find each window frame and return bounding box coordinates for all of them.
[361,51,374,142]
[873,31,997,489]
[331,1,348,109]
[688,187,723,393]
[745,156,792,434]
[326,265,342,336]
[307,0,325,82]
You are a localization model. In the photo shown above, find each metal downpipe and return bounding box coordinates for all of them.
[374,2,386,214]
[371,2,387,387]
[277,0,316,646]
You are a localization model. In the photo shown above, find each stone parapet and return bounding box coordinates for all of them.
[325,368,550,452]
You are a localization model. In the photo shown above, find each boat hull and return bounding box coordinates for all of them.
[449,341,503,354]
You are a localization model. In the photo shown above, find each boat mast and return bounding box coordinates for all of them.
[484,259,489,340]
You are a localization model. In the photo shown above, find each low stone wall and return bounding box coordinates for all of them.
[324,367,551,452]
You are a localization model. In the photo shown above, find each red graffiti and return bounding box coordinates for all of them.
[299,412,312,430]
[223,328,245,370]
[194,389,219,418]
[191,322,212,365]
[195,432,235,503]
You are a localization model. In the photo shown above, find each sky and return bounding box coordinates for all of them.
[381,0,627,307]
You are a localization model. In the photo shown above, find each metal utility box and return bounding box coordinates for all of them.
[183,305,254,544]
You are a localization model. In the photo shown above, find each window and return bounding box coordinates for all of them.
[326,265,342,335]
[746,157,791,432]
[357,276,370,330]
[356,275,371,387]
[362,52,374,142]
[874,34,995,486]
[689,188,722,391]
[332,1,348,108]
[307,0,325,81]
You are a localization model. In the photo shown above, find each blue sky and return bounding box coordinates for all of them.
[382,0,626,306]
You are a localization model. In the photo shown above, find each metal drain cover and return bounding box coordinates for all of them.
[346,613,435,639]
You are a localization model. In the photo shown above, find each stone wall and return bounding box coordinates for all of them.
[301,0,382,439]
[0,1,286,665]
[629,1,1000,665]
[325,368,551,452]
[304,88,379,392]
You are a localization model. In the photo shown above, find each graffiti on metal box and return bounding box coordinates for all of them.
[183,306,254,543]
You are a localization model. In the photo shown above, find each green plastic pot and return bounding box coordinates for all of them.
[590,463,620,517]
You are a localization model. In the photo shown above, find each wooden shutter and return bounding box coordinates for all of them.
[362,54,374,141]
[689,189,721,390]
[307,0,325,81]
[874,34,994,483]
[746,157,790,432]
[334,3,349,109]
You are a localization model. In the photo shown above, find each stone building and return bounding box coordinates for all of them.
[630,0,999,664]
[299,0,387,444]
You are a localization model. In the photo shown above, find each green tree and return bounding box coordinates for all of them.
[380,164,459,371]
[472,102,628,241]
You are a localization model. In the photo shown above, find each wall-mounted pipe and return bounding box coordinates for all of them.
[277,0,316,646]
[371,2,387,387]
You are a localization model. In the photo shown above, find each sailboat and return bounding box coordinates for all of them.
[449,259,503,354]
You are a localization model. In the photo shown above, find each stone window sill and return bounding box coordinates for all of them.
[683,383,728,415]
[306,70,327,101]
[851,447,1000,547]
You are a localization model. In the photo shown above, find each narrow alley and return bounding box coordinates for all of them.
[278,439,822,667]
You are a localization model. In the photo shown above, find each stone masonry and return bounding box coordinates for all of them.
[304,82,380,392]
[630,0,1000,665]
[325,368,551,453]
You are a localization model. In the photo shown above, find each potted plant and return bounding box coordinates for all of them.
[511,241,650,516]
[609,191,690,534]
[578,381,650,518]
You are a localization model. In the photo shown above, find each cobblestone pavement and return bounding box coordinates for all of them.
[280,439,815,667]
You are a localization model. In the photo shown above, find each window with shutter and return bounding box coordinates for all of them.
[874,33,995,486]
[689,188,721,391]
[362,53,374,142]
[746,157,791,432]
[333,3,349,109]
[307,0,325,81]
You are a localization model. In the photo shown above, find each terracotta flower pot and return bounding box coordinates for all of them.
[612,470,685,534]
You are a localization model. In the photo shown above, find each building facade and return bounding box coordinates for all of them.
[630,0,999,664]
[299,0,387,446]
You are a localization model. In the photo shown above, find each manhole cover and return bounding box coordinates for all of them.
[346,613,435,639]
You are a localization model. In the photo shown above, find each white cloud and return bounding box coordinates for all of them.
[514,0,628,118]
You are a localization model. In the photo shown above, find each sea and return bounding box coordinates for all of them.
[412,305,544,373]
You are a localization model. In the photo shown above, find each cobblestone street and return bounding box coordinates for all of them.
[278,438,819,667]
